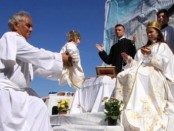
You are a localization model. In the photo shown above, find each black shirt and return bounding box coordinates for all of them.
[98,38,136,73]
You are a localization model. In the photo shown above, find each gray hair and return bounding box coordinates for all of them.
[8,11,32,31]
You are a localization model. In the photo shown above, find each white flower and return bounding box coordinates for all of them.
[119,103,124,111]
[104,109,108,113]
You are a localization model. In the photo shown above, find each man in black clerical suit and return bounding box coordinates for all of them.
[96,24,136,73]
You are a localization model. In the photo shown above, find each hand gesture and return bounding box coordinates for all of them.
[121,52,129,61]
[141,47,151,56]
[121,52,132,63]
[95,44,104,52]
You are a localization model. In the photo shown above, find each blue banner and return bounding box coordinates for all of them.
[104,0,174,53]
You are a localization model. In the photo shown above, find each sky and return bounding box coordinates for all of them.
[0,0,105,97]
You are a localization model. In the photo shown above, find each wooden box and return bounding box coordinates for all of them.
[96,66,117,78]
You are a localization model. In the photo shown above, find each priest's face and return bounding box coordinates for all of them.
[15,16,33,39]
[146,27,159,42]
[115,26,125,38]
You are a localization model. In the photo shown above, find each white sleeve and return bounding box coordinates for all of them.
[150,44,171,72]
[15,34,63,77]
[33,65,60,80]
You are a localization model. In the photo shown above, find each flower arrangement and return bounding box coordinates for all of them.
[103,97,123,125]
[57,98,71,113]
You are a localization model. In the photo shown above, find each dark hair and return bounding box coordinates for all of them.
[145,27,165,46]
[115,24,125,30]
[157,9,169,18]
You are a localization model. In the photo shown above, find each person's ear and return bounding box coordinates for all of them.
[13,22,19,31]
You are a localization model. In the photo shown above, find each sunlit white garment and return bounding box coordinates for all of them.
[59,41,85,89]
[161,26,174,52]
[70,76,116,114]
[0,31,63,131]
[116,42,174,131]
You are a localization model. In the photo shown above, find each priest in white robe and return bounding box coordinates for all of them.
[116,21,174,131]
[0,11,71,131]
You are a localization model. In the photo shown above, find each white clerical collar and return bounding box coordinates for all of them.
[118,36,126,40]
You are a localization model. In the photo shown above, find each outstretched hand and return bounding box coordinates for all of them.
[121,52,132,63]
[95,44,104,52]
[121,52,129,61]
[61,53,72,66]
[141,47,151,56]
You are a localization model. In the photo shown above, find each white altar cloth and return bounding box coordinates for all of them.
[70,76,116,114]
[52,125,124,131]
[51,112,124,131]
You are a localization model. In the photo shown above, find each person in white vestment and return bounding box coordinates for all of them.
[0,11,72,131]
[157,9,174,52]
[116,21,174,131]
[59,30,85,89]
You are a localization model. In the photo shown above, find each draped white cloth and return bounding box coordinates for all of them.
[59,42,85,89]
[51,112,124,131]
[116,42,174,131]
[70,76,116,114]
[0,32,64,131]
[0,87,51,131]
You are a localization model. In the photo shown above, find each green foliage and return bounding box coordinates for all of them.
[104,97,123,121]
